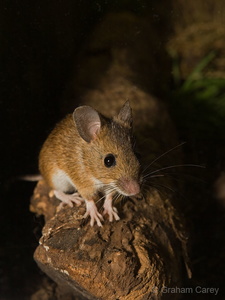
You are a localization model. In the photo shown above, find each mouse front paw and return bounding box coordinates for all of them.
[84,200,104,227]
[103,205,120,222]
[103,193,120,222]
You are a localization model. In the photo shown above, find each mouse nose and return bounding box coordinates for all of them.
[118,177,140,196]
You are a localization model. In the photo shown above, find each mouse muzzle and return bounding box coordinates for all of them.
[117,177,140,196]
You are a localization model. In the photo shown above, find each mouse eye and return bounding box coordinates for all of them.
[104,154,116,168]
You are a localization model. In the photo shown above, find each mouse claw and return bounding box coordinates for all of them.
[84,200,104,227]
[103,206,120,222]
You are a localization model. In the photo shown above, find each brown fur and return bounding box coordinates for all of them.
[39,109,140,201]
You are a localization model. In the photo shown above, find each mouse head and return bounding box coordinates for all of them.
[73,102,141,197]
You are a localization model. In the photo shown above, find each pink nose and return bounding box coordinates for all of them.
[118,178,140,196]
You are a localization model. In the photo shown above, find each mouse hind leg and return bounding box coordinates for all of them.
[54,190,84,208]
[52,169,84,207]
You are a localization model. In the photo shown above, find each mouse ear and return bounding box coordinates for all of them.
[73,106,101,142]
[117,101,132,128]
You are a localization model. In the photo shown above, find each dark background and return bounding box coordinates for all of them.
[1,2,109,298]
[0,2,160,299]
[1,1,225,299]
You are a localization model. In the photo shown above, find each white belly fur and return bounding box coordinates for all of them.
[52,169,76,193]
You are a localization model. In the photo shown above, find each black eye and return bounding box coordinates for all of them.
[104,154,116,168]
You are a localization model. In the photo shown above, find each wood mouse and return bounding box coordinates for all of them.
[39,101,141,226]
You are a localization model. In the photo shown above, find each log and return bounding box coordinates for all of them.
[30,12,191,300]
[31,177,190,299]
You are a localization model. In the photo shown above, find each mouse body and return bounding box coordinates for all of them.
[39,102,141,226]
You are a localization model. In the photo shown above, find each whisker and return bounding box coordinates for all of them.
[112,194,118,203]
[143,164,205,179]
[150,182,178,194]
[95,194,107,204]
[142,182,169,200]
[114,193,122,202]
[142,142,186,173]
[144,181,187,202]
[104,185,118,193]
[148,171,205,184]
[147,174,186,185]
